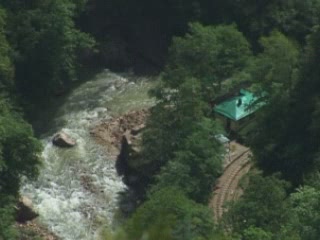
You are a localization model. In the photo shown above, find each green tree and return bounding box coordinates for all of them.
[280,186,320,240]
[224,174,290,236]
[129,78,223,200]
[4,0,94,102]
[246,31,303,183]
[279,0,320,43]
[221,0,320,46]
[153,117,223,203]
[126,187,215,240]
[242,226,272,240]
[248,26,320,184]
[0,98,42,239]
[139,78,212,176]
[0,8,13,90]
[0,194,18,240]
[248,31,299,100]
[163,23,251,100]
[0,100,42,195]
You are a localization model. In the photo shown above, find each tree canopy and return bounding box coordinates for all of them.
[1,0,320,239]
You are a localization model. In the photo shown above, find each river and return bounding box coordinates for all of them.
[21,70,155,240]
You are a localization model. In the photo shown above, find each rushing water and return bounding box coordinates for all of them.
[21,70,155,240]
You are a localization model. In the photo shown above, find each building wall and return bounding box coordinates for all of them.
[215,113,253,133]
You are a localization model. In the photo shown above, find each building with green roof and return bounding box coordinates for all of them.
[214,89,265,131]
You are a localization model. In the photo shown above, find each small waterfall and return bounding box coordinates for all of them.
[21,70,154,240]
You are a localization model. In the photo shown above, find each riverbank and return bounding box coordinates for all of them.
[90,109,149,157]
[16,220,59,240]
[20,70,156,239]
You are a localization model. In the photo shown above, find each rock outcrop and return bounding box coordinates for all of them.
[116,131,145,187]
[90,109,148,155]
[16,196,39,223]
[52,132,76,148]
[16,220,60,240]
[16,197,58,239]
[91,109,148,185]
[90,109,150,215]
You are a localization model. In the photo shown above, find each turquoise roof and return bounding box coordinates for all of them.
[214,89,264,121]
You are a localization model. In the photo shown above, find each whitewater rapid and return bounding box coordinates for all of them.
[21,70,154,239]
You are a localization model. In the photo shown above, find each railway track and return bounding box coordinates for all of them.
[210,146,251,222]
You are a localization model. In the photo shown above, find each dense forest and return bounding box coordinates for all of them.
[2,0,320,239]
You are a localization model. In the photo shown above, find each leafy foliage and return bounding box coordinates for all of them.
[153,117,223,203]
[221,0,320,46]
[0,8,13,90]
[224,174,290,237]
[283,186,320,240]
[0,194,18,240]
[1,0,320,239]
[163,23,251,100]
[247,26,320,184]
[4,0,95,101]
[248,31,299,100]
[242,227,273,240]
[0,99,42,239]
[126,187,215,240]
[133,77,224,202]
[0,101,42,192]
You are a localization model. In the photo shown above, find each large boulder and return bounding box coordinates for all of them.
[116,130,144,187]
[52,132,76,148]
[16,196,39,223]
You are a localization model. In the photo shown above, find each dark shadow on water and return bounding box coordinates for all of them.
[27,68,103,137]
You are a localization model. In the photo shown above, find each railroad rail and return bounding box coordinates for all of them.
[209,143,251,222]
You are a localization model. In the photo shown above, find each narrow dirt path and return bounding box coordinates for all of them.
[209,142,251,222]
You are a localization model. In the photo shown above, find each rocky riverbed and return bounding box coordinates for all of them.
[90,109,149,156]
[20,71,156,240]
[16,221,59,240]
[16,109,149,240]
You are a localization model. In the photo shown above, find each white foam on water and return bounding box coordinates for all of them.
[21,70,151,240]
